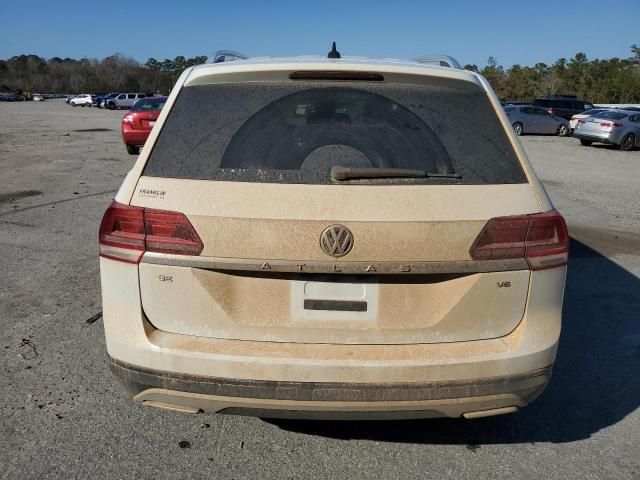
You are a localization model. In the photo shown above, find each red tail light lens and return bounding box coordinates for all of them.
[144,210,203,255]
[98,203,145,263]
[548,108,555,116]
[99,201,203,263]
[470,210,569,270]
[600,122,623,128]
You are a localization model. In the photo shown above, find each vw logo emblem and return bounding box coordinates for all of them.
[320,225,354,257]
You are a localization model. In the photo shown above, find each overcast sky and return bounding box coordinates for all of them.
[1,0,638,68]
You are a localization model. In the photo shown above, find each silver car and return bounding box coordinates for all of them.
[573,110,640,151]
[107,93,148,110]
[504,106,570,136]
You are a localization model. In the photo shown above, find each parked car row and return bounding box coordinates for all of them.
[63,91,167,154]
[65,92,161,109]
[503,95,593,137]
[503,96,595,119]
[502,95,639,150]
[97,92,158,110]
[0,93,26,101]
[1,92,69,101]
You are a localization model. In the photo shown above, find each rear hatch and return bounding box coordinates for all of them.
[129,71,543,345]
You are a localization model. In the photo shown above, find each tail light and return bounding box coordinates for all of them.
[99,201,203,264]
[548,108,556,116]
[470,210,569,271]
[600,122,623,128]
[578,119,586,124]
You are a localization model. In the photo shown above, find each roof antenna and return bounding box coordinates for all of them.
[327,42,341,59]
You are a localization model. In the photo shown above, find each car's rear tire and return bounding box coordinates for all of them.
[126,144,140,155]
[557,124,570,137]
[513,122,523,136]
[71,103,76,108]
[620,134,635,151]
[580,139,592,146]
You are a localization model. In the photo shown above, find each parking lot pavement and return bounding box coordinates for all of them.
[0,101,638,480]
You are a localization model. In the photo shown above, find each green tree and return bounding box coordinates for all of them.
[480,57,506,97]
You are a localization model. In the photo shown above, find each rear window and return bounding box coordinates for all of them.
[132,97,166,111]
[144,82,526,185]
[596,111,627,120]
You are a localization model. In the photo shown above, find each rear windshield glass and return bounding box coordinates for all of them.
[596,111,627,120]
[143,82,526,185]
[133,97,166,111]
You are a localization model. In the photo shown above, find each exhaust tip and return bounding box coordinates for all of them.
[142,400,202,414]
[462,406,518,419]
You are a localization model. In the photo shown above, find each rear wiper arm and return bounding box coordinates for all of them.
[330,166,461,181]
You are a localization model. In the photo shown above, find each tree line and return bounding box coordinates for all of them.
[0,54,207,95]
[1,46,639,103]
[466,45,640,103]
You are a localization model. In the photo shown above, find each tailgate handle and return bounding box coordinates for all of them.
[303,299,367,312]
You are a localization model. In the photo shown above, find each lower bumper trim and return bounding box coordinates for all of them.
[109,357,552,403]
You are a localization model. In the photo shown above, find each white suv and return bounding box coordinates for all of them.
[99,52,568,420]
[70,94,93,107]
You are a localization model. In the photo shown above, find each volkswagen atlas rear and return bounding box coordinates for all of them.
[99,55,568,420]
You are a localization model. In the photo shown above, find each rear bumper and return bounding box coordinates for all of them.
[110,357,552,419]
[100,259,566,419]
[121,126,151,146]
[573,131,620,145]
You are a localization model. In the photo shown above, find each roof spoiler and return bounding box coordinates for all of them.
[204,51,461,68]
[413,55,462,69]
[206,50,249,64]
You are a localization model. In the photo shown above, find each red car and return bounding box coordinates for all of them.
[121,96,167,155]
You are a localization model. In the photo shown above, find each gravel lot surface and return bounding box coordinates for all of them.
[1,100,638,479]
